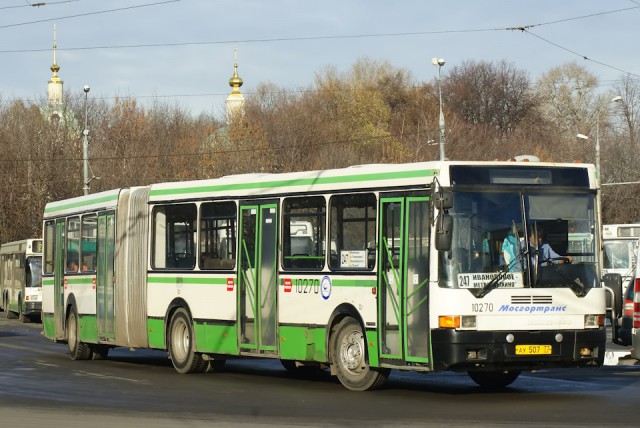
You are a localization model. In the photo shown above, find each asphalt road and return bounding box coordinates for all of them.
[1,316,639,428]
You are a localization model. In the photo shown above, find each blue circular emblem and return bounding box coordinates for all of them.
[321,275,332,300]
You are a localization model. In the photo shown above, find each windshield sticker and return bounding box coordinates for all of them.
[457,272,524,288]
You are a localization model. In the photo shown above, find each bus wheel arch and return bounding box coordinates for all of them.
[326,304,362,362]
[166,301,207,374]
[327,306,389,391]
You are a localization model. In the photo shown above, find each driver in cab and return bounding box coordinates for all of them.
[530,229,573,266]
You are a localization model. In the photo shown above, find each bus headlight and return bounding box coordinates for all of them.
[439,315,476,329]
[584,314,604,328]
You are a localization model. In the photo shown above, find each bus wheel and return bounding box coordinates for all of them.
[330,317,389,391]
[468,370,520,388]
[18,298,30,323]
[168,307,207,374]
[5,296,17,320]
[67,306,91,360]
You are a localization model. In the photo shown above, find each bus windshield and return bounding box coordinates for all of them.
[603,240,635,271]
[440,191,597,293]
[26,257,42,288]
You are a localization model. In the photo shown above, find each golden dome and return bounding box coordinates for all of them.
[228,63,243,92]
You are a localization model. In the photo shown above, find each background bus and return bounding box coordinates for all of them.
[1,238,43,323]
[42,160,607,391]
[601,223,640,345]
[602,223,640,293]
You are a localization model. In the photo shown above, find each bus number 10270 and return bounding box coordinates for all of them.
[296,278,320,294]
[471,303,494,313]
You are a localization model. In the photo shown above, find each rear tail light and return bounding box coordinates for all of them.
[623,298,634,317]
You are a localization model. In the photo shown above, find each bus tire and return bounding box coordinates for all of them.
[5,295,17,320]
[67,306,92,360]
[18,298,31,323]
[168,307,207,374]
[330,317,389,391]
[468,370,520,388]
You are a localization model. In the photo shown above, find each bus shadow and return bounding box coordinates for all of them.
[98,350,640,395]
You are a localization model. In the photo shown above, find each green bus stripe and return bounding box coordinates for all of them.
[148,276,229,285]
[44,194,119,215]
[65,278,94,285]
[280,278,375,287]
[150,169,438,197]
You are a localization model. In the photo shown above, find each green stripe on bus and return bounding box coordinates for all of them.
[64,278,94,285]
[148,276,230,285]
[43,278,54,286]
[150,169,438,197]
[279,278,375,287]
[332,279,376,287]
[44,193,119,215]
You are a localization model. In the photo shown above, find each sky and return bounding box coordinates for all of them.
[1,0,639,118]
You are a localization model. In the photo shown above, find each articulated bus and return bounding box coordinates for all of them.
[42,160,608,390]
[1,238,43,322]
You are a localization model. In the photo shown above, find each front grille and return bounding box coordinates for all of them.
[511,295,553,305]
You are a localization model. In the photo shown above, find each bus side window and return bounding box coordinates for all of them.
[282,196,326,271]
[152,204,197,270]
[329,193,376,271]
[81,214,97,272]
[199,201,237,271]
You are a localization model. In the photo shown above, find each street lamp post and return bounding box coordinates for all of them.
[82,85,90,196]
[576,95,622,271]
[432,57,446,161]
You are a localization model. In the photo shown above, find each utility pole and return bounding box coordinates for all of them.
[82,85,90,196]
[432,58,446,161]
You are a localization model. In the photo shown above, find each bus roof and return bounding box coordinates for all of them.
[0,238,42,255]
[147,160,595,203]
[43,188,123,219]
[602,223,640,239]
[41,160,596,211]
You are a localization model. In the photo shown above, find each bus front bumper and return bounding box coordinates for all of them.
[24,301,42,317]
[430,328,606,372]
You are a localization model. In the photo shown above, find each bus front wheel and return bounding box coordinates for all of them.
[168,307,207,374]
[468,370,520,388]
[67,306,91,360]
[330,317,389,391]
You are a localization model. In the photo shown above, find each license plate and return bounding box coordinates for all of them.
[515,344,552,355]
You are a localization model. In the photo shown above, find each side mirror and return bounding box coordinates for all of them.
[433,190,453,211]
[435,213,453,251]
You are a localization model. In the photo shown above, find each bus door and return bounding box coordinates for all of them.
[378,196,431,365]
[238,202,278,355]
[54,219,66,339]
[96,211,116,342]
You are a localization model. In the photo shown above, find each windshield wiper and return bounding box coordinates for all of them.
[473,265,511,298]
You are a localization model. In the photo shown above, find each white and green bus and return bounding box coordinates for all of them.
[42,160,608,390]
[1,238,43,322]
